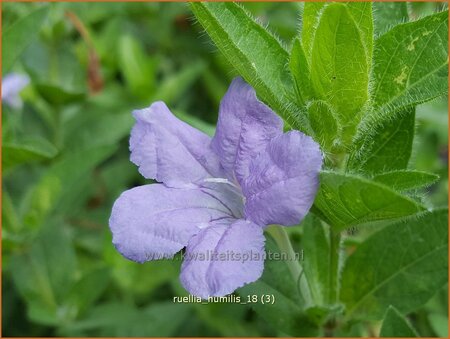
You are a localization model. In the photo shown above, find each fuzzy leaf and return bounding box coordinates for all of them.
[341,209,448,320]
[303,3,373,62]
[379,306,418,337]
[313,171,425,230]
[347,108,415,175]
[307,100,339,152]
[310,3,369,143]
[373,2,409,35]
[289,39,313,106]
[190,2,302,130]
[345,2,373,61]
[373,170,439,191]
[371,11,448,116]
[301,2,327,59]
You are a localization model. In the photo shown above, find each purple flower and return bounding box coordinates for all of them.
[2,73,30,109]
[110,77,322,298]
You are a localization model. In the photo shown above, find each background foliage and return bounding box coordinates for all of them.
[2,2,448,337]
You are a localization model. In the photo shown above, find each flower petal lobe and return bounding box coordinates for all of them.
[180,219,265,298]
[130,102,225,187]
[110,184,238,263]
[242,131,322,226]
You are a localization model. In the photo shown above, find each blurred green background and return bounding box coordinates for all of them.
[2,2,448,337]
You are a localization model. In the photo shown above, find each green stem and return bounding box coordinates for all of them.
[328,226,341,305]
[267,225,312,306]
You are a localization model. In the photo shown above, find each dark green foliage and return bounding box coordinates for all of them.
[2,2,448,337]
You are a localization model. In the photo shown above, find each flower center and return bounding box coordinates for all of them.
[201,177,245,218]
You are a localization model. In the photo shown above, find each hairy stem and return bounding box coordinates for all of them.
[267,225,312,306]
[328,226,341,304]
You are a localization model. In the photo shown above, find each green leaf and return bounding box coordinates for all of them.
[301,3,326,58]
[310,3,369,144]
[2,6,49,72]
[66,267,111,318]
[10,223,77,325]
[345,2,373,61]
[104,232,178,296]
[341,209,448,320]
[2,190,21,234]
[373,170,439,191]
[289,39,313,106]
[347,108,415,175]
[34,83,85,106]
[2,136,58,170]
[63,107,134,150]
[428,312,449,338]
[65,302,191,336]
[379,306,418,337]
[24,145,116,228]
[371,11,448,116]
[302,215,330,307]
[313,171,425,230]
[118,35,156,100]
[151,61,205,105]
[373,2,409,35]
[238,235,319,336]
[307,100,339,152]
[190,2,302,130]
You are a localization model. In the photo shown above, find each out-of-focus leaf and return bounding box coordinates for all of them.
[201,68,228,108]
[151,61,205,105]
[34,83,85,106]
[428,312,449,338]
[373,2,409,35]
[24,145,116,228]
[62,107,134,150]
[2,136,58,170]
[3,6,48,72]
[371,11,448,117]
[64,302,191,336]
[10,223,77,325]
[103,232,178,296]
[118,35,156,100]
[313,171,425,230]
[348,108,415,175]
[373,170,439,191]
[379,306,418,337]
[238,236,319,336]
[341,209,448,320]
[173,109,215,136]
[190,2,303,130]
[65,267,111,318]
[193,302,260,337]
[2,190,21,234]
[310,3,369,144]
[22,40,87,105]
